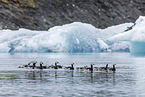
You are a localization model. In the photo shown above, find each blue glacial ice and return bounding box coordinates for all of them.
[0,21,133,53]
[109,16,145,54]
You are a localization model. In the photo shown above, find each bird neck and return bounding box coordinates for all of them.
[91,65,93,70]
[71,64,74,68]
[113,65,115,69]
[33,63,36,69]
[40,63,42,69]
[55,63,58,69]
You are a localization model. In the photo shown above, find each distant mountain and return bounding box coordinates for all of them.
[0,0,144,30]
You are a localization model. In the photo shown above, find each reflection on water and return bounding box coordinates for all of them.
[0,69,117,96]
[0,53,145,96]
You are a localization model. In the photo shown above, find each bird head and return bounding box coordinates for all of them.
[91,64,94,65]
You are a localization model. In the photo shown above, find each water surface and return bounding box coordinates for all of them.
[0,53,144,97]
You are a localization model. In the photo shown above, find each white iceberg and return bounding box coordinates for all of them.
[109,16,145,54]
[0,21,134,53]
[0,22,112,53]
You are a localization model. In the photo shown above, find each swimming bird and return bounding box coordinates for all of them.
[76,65,88,70]
[36,62,47,69]
[54,61,59,69]
[18,61,32,68]
[18,66,24,68]
[65,63,74,70]
[49,62,59,69]
[29,61,37,69]
[95,64,108,71]
[47,65,54,69]
[108,64,116,71]
[57,63,63,68]
[85,64,94,71]
[20,61,32,68]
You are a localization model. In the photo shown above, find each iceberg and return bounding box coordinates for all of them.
[109,16,145,54]
[0,21,134,53]
[0,22,111,53]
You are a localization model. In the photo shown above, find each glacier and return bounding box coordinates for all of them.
[0,21,134,53]
[109,16,145,54]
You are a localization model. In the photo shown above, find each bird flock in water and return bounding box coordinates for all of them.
[18,61,116,72]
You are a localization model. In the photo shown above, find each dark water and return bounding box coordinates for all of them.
[0,53,145,97]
